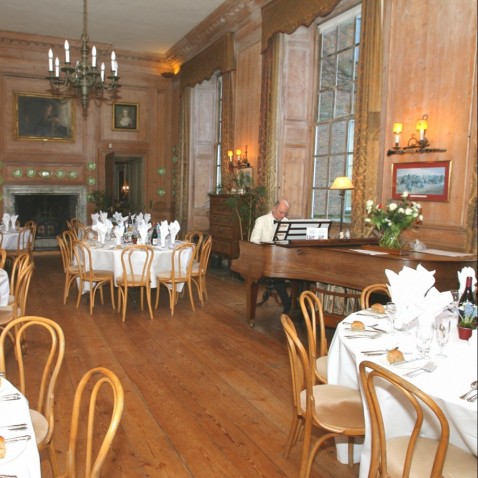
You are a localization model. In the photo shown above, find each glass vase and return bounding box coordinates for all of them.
[379,228,402,250]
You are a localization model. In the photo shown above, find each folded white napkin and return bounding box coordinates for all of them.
[2,213,10,232]
[137,223,150,245]
[91,213,99,225]
[112,211,124,223]
[135,213,144,226]
[99,211,108,224]
[385,264,450,327]
[10,214,18,230]
[105,218,114,237]
[457,267,477,297]
[114,224,124,246]
[144,213,151,224]
[92,221,107,244]
[169,220,180,245]
[159,220,169,248]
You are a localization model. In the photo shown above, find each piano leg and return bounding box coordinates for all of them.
[245,279,260,327]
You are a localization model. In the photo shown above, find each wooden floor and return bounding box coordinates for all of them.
[8,253,360,478]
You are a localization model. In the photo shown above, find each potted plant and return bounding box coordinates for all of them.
[457,303,477,340]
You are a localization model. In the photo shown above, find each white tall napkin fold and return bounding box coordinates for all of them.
[457,267,477,296]
[91,213,99,225]
[10,214,18,230]
[92,221,107,244]
[99,211,108,224]
[135,213,144,226]
[169,220,180,245]
[104,218,114,237]
[114,224,124,246]
[385,264,450,326]
[144,213,151,224]
[159,220,169,248]
[112,211,124,223]
[2,213,10,232]
[138,223,150,245]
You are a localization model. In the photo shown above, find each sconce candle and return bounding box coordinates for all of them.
[392,122,403,147]
[227,150,233,161]
[416,115,428,141]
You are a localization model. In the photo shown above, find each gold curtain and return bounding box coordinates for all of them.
[261,0,340,52]
[350,0,382,237]
[180,33,236,90]
[221,71,235,190]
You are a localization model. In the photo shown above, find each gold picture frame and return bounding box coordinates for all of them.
[15,92,75,142]
[113,102,138,131]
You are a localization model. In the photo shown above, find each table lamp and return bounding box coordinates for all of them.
[330,176,355,233]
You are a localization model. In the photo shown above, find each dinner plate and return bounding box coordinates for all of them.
[356,309,387,319]
[0,437,28,465]
[379,356,427,370]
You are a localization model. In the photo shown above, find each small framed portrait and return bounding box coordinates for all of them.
[15,93,75,142]
[392,160,451,202]
[113,103,138,131]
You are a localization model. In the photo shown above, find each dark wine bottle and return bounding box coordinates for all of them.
[151,223,158,245]
[458,276,476,324]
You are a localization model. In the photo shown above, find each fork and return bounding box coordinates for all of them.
[404,361,437,378]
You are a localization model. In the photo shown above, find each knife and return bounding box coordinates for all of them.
[0,393,20,401]
[5,435,31,443]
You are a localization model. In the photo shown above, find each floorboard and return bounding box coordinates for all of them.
[5,253,360,478]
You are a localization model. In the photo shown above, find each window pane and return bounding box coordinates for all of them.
[322,30,337,56]
[338,18,355,50]
[335,85,352,117]
[314,159,329,188]
[319,91,334,121]
[320,55,336,89]
[331,121,346,153]
[315,124,330,155]
[337,49,354,86]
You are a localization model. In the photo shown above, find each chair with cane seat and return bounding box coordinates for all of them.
[73,241,115,315]
[7,251,32,305]
[190,235,212,305]
[55,366,124,478]
[184,231,204,263]
[116,245,154,322]
[299,290,328,384]
[0,316,65,476]
[281,314,365,477]
[359,360,477,478]
[360,283,391,309]
[6,226,34,268]
[155,242,196,316]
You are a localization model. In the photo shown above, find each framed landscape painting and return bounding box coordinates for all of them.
[392,160,451,202]
[15,93,75,141]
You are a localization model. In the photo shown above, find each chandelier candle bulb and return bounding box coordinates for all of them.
[48,49,53,72]
[100,62,105,81]
[111,51,116,72]
[55,57,60,77]
[91,46,97,67]
[64,40,70,63]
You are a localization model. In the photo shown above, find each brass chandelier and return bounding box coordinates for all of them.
[47,0,120,114]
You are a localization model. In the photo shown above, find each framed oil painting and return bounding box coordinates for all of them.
[392,160,451,202]
[113,103,138,131]
[15,93,75,141]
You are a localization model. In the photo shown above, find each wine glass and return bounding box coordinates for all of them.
[435,320,451,358]
[385,302,397,334]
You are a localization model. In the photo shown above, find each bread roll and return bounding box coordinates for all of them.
[386,348,405,364]
[0,436,5,459]
[351,320,365,331]
[371,303,385,314]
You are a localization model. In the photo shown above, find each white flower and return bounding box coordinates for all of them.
[401,191,409,198]
[398,207,405,214]
[365,217,371,223]
[388,203,397,211]
[366,200,374,207]
[418,214,423,221]
[405,207,413,215]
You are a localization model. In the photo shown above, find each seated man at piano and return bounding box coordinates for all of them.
[250,199,292,313]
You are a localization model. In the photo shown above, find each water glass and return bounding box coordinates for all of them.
[385,302,398,334]
[416,320,434,358]
[435,319,451,358]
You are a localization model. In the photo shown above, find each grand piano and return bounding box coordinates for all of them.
[231,239,477,326]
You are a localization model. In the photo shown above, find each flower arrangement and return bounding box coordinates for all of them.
[365,192,423,249]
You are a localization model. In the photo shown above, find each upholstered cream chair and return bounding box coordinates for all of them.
[73,240,115,315]
[359,360,477,478]
[0,315,65,476]
[56,367,124,478]
[155,242,196,316]
[116,245,154,322]
[281,314,365,477]
[360,283,390,309]
[299,290,328,384]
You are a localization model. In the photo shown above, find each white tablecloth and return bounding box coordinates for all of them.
[328,311,477,477]
[80,242,175,291]
[0,270,9,306]
[1,228,30,252]
[0,377,41,478]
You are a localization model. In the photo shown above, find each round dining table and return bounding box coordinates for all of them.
[327,310,477,478]
[0,227,30,252]
[0,270,9,306]
[0,377,41,478]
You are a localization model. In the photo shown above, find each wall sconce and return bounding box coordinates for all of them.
[121,182,129,197]
[387,114,446,156]
[228,145,250,168]
[329,176,354,233]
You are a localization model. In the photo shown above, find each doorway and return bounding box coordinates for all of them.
[105,153,145,213]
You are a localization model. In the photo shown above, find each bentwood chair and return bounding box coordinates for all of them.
[6,226,34,267]
[184,231,204,263]
[73,241,115,315]
[116,245,154,322]
[0,246,6,269]
[0,316,65,476]
[56,366,124,478]
[57,234,81,305]
[24,220,37,252]
[7,251,32,305]
[155,242,196,316]
[360,283,391,309]
[359,361,477,478]
[299,290,328,384]
[281,314,365,477]
[190,235,212,305]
